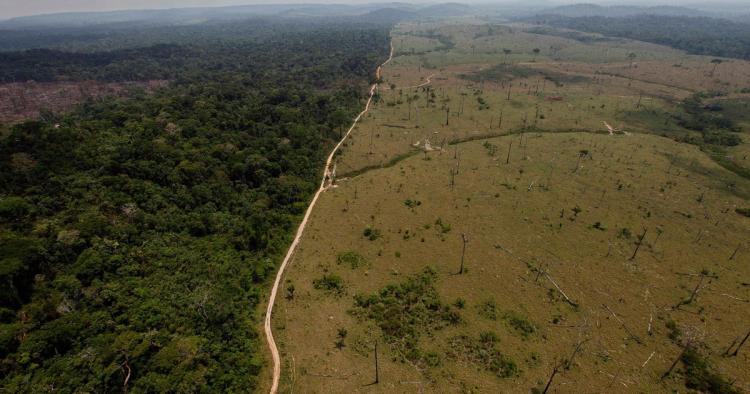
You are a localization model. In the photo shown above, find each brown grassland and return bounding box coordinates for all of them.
[268,20,750,393]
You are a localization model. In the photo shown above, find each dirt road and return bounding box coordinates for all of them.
[263,42,394,394]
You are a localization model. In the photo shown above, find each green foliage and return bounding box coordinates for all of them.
[736,208,750,217]
[313,274,345,295]
[617,227,632,239]
[503,312,536,339]
[434,218,452,234]
[363,226,382,241]
[335,327,348,349]
[482,141,498,156]
[336,251,368,269]
[666,320,682,342]
[404,199,422,208]
[676,94,741,147]
[352,267,460,366]
[477,299,499,320]
[0,197,31,222]
[0,18,391,392]
[532,14,750,60]
[681,347,741,394]
[447,333,518,378]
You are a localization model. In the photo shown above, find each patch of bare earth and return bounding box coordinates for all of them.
[0,80,167,123]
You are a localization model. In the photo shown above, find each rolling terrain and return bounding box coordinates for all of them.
[271,18,750,393]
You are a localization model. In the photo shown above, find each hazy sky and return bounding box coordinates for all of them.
[1,0,398,19]
[0,0,742,19]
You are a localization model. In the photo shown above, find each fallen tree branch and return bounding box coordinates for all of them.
[546,272,579,308]
[603,304,643,344]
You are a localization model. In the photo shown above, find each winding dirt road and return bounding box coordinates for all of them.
[407,73,437,89]
[263,42,394,394]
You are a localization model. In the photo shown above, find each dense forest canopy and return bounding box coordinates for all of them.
[0,18,389,83]
[0,17,391,392]
[527,14,750,60]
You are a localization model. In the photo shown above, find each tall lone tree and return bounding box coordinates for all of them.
[503,48,511,64]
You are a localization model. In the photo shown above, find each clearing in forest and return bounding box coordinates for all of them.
[271,20,750,393]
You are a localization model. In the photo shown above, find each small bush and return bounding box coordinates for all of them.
[617,228,632,239]
[447,334,517,378]
[591,221,606,231]
[313,274,345,294]
[504,312,535,339]
[404,199,422,208]
[363,227,381,241]
[337,251,367,269]
[477,300,498,320]
[666,320,681,342]
[434,218,451,234]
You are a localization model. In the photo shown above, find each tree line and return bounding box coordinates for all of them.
[528,14,750,60]
[0,17,391,392]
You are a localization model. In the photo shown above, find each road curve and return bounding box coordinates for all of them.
[406,73,437,89]
[264,41,394,394]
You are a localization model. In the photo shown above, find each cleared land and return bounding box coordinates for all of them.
[271,20,750,393]
[0,80,167,123]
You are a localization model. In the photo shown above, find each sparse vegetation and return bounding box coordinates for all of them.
[681,347,741,394]
[313,274,345,294]
[363,226,382,241]
[352,267,460,366]
[337,250,368,269]
[447,333,518,378]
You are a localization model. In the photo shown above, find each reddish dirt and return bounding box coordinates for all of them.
[0,80,167,123]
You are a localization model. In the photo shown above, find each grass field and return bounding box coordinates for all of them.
[270,19,750,393]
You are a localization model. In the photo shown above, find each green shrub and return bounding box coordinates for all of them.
[363,227,381,241]
[404,199,422,208]
[504,312,536,339]
[336,251,367,269]
[352,267,459,366]
[313,274,345,294]
[447,334,517,378]
[477,300,498,320]
[681,347,740,394]
[434,218,451,234]
[0,197,31,221]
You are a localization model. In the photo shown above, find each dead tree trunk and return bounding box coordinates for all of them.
[731,330,750,357]
[459,234,468,274]
[729,243,741,261]
[374,340,380,384]
[629,228,648,260]
[506,141,513,164]
[661,344,690,380]
[542,363,561,394]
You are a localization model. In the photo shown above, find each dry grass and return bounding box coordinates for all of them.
[270,20,750,394]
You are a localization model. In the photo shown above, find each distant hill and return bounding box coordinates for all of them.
[0,3,473,30]
[419,3,472,18]
[539,3,708,18]
[526,14,750,60]
[360,8,418,24]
